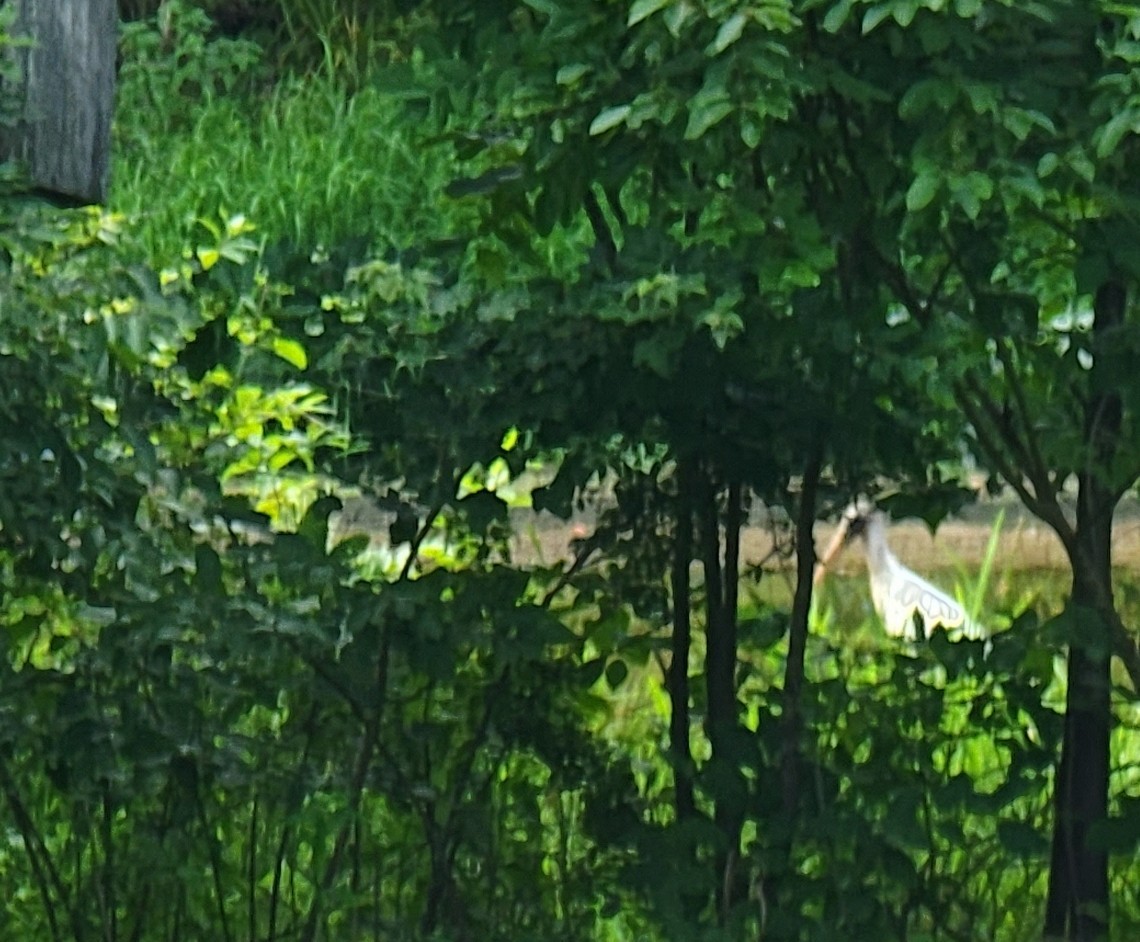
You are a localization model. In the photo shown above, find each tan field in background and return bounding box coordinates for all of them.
[508,508,1140,574]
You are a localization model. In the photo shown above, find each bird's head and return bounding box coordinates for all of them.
[843,498,884,537]
[814,498,880,585]
[839,496,879,541]
[843,512,869,541]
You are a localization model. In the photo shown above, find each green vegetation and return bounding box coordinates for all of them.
[4,0,1140,939]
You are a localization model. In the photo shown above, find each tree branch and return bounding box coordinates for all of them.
[994,339,1054,493]
[782,443,823,817]
[400,501,446,582]
[300,626,393,942]
[539,532,603,608]
[954,377,1076,551]
[583,189,617,270]
[0,754,74,942]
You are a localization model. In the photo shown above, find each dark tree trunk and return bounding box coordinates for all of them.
[668,457,696,821]
[0,0,117,204]
[1045,519,1113,941]
[1044,280,1124,942]
[698,472,743,917]
[781,447,822,817]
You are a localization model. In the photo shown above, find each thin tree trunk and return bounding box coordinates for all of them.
[1044,280,1123,941]
[0,754,75,942]
[699,471,742,917]
[101,786,118,942]
[701,477,739,764]
[1046,519,1112,941]
[782,446,823,816]
[669,456,696,820]
[247,798,259,942]
[301,631,392,942]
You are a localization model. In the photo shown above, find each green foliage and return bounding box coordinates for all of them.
[117,1,265,122]
[0,188,636,940]
[0,3,31,131]
[8,0,1140,939]
[115,10,453,261]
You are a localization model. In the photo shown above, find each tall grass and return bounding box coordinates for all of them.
[121,82,458,259]
[960,507,1004,624]
[113,5,461,263]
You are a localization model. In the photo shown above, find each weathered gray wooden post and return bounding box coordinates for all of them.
[0,0,117,205]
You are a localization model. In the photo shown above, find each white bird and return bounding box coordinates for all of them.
[816,502,984,641]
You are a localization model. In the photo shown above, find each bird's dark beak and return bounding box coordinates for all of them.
[844,514,868,541]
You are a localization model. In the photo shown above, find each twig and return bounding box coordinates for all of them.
[400,501,445,582]
[539,533,603,608]
[994,340,1053,493]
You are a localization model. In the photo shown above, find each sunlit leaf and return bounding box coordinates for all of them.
[823,0,855,32]
[556,63,589,86]
[589,104,631,135]
[906,170,941,211]
[708,12,747,55]
[271,336,308,369]
[627,0,670,26]
[684,95,733,140]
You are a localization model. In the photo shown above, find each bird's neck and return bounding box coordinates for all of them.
[863,514,892,569]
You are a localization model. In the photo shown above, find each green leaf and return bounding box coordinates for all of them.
[684,94,733,140]
[1042,605,1113,658]
[196,246,220,270]
[556,63,589,86]
[1074,247,1112,298]
[580,657,606,687]
[898,78,957,120]
[534,182,565,236]
[884,788,927,850]
[709,12,747,55]
[702,309,744,348]
[890,1,918,27]
[862,3,893,34]
[194,545,223,594]
[589,105,631,135]
[997,821,1049,858]
[1037,152,1059,177]
[628,0,670,26]
[905,170,941,211]
[389,505,419,546]
[1088,802,1140,852]
[741,117,763,148]
[605,659,629,689]
[633,333,682,377]
[272,336,308,369]
[663,1,691,34]
[950,171,993,220]
[1094,109,1139,159]
[738,613,787,647]
[459,490,508,532]
[299,495,341,549]
[822,0,854,32]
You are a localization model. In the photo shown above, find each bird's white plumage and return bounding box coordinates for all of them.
[831,504,985,641]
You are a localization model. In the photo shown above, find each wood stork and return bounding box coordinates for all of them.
[816,502,985,641]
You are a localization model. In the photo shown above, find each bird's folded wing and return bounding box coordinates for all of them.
[885,567,967,638]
